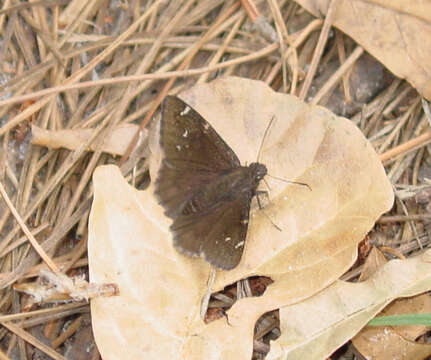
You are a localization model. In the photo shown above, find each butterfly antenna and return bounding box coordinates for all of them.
[267,174,312,191]
[257,115,276,163]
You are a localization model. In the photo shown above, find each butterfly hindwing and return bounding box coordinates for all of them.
[171,192,251,269]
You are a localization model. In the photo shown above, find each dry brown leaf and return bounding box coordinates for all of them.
[367,0,431,22]
[384,295,431,340]
[89,77,393,359]
[353,326,431,360]
[267,250,431,360]
[358,246,387,281]
[295,0,431,100]
[31,124,141,156]
[353,294,431,360]
[353,247,431,360]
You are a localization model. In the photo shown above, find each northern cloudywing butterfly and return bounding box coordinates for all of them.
[155,96,267,270]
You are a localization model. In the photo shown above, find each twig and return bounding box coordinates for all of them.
[0,222,50,258]
[378,214,431,223]
[335,30,351,103]
[422,98,431,126]
[197,14,245,83]
[240,0,259,22]
[379,97,421,154]
[0,181,59,273]
[0,303,85,323]
[51,316,82,348]
[0,0,69,15]
[380,130,431,163]
[380,246,406,260]
[268,0,289,91]
[396,195,423,249]
[264,19,323,86]
[311,46,364,105]
[299,0,339,101]
[0,0,163,136]
[1,322,66,360]
[364,78,402,135]
[382,84,411,117]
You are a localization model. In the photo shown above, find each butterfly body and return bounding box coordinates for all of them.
[155,96,267,269]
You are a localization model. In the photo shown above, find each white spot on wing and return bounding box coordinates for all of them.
[225,237,231,242]
[176,145,181,151]
[182,129,188,137]
[180,106,191,116]
[235,241,244,249]
[203,123,210,130]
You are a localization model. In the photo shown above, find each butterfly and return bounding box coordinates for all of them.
[155,96,267,270]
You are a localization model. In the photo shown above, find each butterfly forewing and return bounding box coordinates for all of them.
[159,96,240,169]
[156,96,241,217]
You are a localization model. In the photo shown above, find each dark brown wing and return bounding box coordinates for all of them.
[155,96,240,218]
[171,192,251,270]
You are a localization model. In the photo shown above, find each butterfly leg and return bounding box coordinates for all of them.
[255,191,282,231]
[255,190,269,210]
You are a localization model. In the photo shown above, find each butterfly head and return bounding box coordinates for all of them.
[249,162,267,181]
